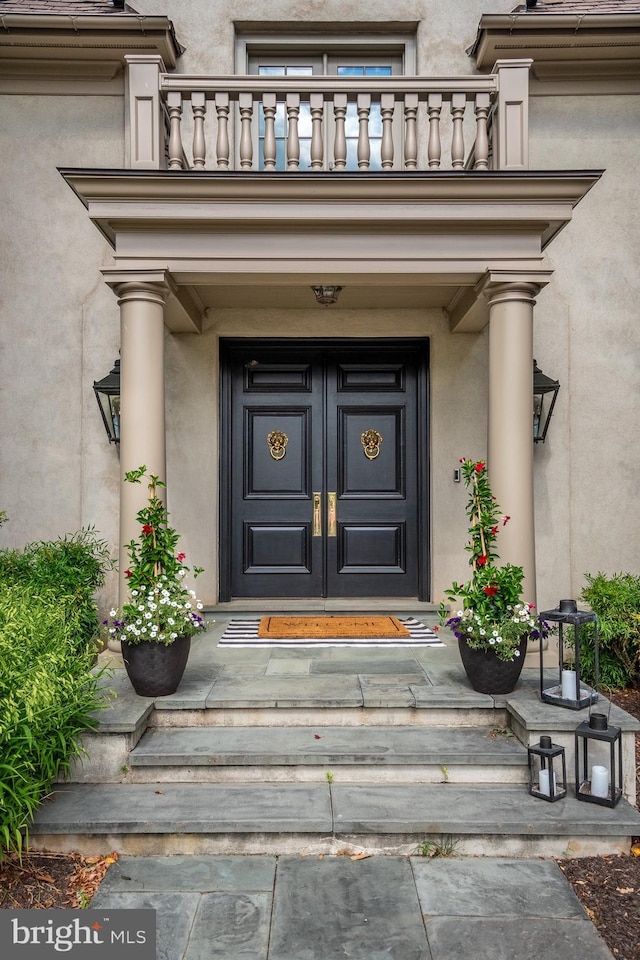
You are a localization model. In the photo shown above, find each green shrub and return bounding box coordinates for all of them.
[0,530,113,856]
[0,528,113,650]
[579,572,640,689]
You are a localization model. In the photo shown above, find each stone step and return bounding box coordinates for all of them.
[125,725,528,784]
[31,781,640,859]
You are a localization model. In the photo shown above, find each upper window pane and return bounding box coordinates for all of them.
[248,45,404,171]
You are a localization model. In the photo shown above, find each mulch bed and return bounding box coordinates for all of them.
[0,851,117,910]
[1,693,639,959]
[555,687,640,960]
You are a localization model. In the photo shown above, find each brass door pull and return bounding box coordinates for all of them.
[312,492,322,537]
[327,492,337,537]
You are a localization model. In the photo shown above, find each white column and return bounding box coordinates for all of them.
[487,282,539,605]
[114,280,169,609]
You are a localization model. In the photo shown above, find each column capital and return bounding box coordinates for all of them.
[102,269,175,307]
[483,270,553,309]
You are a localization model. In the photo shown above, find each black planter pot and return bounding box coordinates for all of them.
[121,635,191,697]
[458,635,527,695]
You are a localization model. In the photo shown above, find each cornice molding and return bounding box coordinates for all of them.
[470,13,640,92]
[0,12,181,92]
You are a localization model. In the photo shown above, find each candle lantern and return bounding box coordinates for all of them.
[575,709,623,808]
[528,735,567,802]
[539,599,599,710]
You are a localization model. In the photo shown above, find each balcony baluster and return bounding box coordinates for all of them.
[427,93,443,169]
[380,94,394,170]
[333,94,348,171]
[191,92,207,170]
[262,93,277,171]
[310,93,324,169]
[451,93,466,170]
[404,93,418,170]
[286,94,300,170]
[167,91,184,170]
[357,93,371,170]
[214,92,230,169]
[239,92,253,169]
[474,93,491,171]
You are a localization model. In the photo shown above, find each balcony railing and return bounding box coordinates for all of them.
[126,56,531,174]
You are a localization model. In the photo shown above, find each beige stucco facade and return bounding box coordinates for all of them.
[0,0,638,613]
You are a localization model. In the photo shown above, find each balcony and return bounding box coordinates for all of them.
[61,54,600,331]
[127,56,533,173]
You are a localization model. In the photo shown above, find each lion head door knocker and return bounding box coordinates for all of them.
[361,428,383,461]
[267,429,288,461]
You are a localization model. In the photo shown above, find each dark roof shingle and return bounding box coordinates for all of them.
[0,1,137,14]
[511,1,640,12]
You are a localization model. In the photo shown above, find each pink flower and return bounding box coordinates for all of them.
[490,526,499,536]
[502,515,511,526]
[177,552,186,562]
[475,462,485,473]
[477,554,488,566]
[483,585,498,596]
[142,524,153,535]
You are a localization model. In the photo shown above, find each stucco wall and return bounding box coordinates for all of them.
[132,0,513,76]
[529,95,640,608]
[0,96,122,559]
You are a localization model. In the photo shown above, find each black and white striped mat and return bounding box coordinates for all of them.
[217,616,444,648]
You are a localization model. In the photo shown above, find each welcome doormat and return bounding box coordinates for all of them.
[258,615,410,639]
[217,616,443,647]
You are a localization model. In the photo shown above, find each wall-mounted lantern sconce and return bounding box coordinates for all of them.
[312,285,343,306]
[533,359,560,443]
[93,359,121,444]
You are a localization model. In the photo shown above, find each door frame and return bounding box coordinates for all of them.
[218,337,431,602]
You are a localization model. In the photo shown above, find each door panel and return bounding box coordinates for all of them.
[221,340,428,599]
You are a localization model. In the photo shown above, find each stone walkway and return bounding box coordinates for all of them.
[90,853,615,960]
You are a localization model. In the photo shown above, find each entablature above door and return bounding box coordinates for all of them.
[64,169,601,333]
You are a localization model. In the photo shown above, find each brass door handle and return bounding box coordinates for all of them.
[327,492,337,537]
[312,492,322,537]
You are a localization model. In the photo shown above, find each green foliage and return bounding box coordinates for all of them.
[0,531,112,857]
[106,467,205,646]
[415,835,458,858]
[0,528,113,650]
[440,459,544,662]
[579,572,640,689]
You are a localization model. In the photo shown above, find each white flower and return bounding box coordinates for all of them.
[109,608,117,617]
[196,602,203,610]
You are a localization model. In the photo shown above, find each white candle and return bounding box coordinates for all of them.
[591,765,609,799]
[538,769,557,797]
[538,769,550,796]
[562,669,577,700]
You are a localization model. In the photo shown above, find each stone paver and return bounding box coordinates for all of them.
[34,783,333,833]
[89,891,200,960]
[424,918,614,960]
[129,725,527,767]
[268,856,430,960]
[411,857,585,917]
[87,854,615,960]
[205,675,364,708]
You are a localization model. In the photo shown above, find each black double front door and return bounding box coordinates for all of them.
[220,339,429,600]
